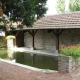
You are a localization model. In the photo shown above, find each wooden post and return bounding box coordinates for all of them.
[32,30,35,50]
[27,30,38,50]
[53,29,64,51]
[56,30,59,50]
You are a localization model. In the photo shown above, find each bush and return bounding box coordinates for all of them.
[60,44,80,59]
[6,35,15,40]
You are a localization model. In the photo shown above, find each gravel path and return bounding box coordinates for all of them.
[0,61,80,80]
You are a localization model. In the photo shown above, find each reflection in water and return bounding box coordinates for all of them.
[15,52,58,70]
[0,49,58,70]
[7,49,14,59]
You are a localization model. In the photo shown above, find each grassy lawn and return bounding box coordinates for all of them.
[0,49,7,59]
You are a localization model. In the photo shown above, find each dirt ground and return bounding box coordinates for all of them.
[0,61,80,80]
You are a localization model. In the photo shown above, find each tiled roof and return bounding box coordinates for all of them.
[32,11,80,29]
[15,11,80,30]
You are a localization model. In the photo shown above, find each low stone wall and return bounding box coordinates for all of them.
[58,55,80,73]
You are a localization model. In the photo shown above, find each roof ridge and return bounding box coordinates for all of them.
[45,11,80,17]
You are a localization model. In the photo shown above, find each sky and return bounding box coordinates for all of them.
[46,0,57,15]
[46,0,70,15]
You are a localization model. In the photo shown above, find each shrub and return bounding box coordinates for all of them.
[6,35,15,40]
[60,44,80,59]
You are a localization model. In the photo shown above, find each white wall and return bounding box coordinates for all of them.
[24,30,56,50]
[24,29,80,50]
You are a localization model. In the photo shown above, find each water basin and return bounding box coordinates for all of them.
[0,48,58,71]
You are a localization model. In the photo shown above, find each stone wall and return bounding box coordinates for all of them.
[60,29,80,46]
[24,29,80,50]
[58,55,80,73]
[24,30,56,50]
[58,55,72,73]
[7,39,14,48]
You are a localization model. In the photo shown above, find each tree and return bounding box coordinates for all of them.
[34,0,47,19]
[56,0,80,13]
[69,0,80,11]
[56,0,65,13]
[0,0,47,31]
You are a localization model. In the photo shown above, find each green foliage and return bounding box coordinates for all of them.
[0,36,7,48]
[57,0,80,13]
[34,0,47,19]
[6,35,15,40]
[1,0,35,26]
[69,0,80,11]
[0,14,11,30]
[0,0,47,30]
[60,44,80,59]
[56,0,65,13]
[0,49,7,58]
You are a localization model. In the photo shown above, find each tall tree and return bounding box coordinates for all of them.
[56,0,80,13]
[0,0,47,31]
[35,0,47,19]
[56,0,65,13]
[69,0,80,11]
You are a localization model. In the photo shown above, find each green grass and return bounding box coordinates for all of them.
[0,49,7,59]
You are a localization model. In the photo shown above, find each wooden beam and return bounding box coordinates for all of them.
[53,29,64,51]
[34,30,38,36]
[27,30,38,50]
[59,30,64,36]
[27,30,33,36]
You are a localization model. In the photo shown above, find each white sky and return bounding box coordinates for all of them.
[46,0,69,15]
[46,0,57,15]
[65,0,69,11]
